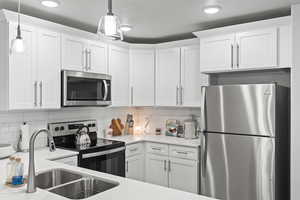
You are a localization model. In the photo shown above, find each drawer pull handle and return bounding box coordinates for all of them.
[130,148,138,152]
[152,147,162,151]
[176,151,188,155]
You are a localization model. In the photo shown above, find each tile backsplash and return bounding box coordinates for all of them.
[0,107,200,148]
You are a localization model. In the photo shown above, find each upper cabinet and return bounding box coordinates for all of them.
[109,46,130,107]
[62,34,108,73]
[200,34,235,71]
[130,49,155,106]
[156,48,181,106]
[156,45,201,107]
[236,28,278,69]
[0,22,61,110]
[195,17,292,73]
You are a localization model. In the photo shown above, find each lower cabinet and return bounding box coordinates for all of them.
[168,158,199,193]
[126,154,144,182]
[145,154,169,187]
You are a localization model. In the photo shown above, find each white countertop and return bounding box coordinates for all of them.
[0,148,215,200]
[106,134,201,147]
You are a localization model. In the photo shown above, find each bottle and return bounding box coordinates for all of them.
[6,157,15,184]
[12,158,24,185]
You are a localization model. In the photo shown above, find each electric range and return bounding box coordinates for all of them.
[48,120,125,177]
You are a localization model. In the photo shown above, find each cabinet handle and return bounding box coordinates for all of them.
[34,81,38,107]
[126,161,129,172]
[176,151,188,155]
[181,86,184,105]
[39,81,42,107]
[237,44,240,68]
[88,49,92,70]
[164,160,167,171]
[130,148,138,152]
[176,85,180,105]
[151,147,161,151]
[84,49,88,71]
[131,87,133,105]
[231,44,234,68]
[168,160,171,172]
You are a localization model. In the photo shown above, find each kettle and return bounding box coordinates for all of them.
[75,126,91,148]
[184,120,198,139]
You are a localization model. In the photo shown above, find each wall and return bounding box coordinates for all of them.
[291,4,300,200]
[0,107,198,149]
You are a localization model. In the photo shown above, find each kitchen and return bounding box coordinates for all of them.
[0,0,299,200]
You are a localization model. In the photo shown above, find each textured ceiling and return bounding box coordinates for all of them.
[0,0,298,43]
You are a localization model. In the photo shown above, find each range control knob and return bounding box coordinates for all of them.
[54,127,60,131]
[60,126,64,131]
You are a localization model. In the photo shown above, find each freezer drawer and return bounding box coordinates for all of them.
[201,133,275,200]
[203,84,276,137]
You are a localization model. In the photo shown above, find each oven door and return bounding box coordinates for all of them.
[62,70,111,107]
[79,147,125,177]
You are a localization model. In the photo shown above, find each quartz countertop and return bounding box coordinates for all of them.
[105,134,201,147]
[0,147,216,200]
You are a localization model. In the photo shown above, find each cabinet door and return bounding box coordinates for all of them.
[9,24,36,110]
[109,46,130,106]
[62,34,87,71]
[145,154,169,187]
[200,34,235,72]
[88,41,108,74]
[130,49,155,106]
[236,28,278,69]
[126,154,144,181]
[168,158,199,193]
[37,29,61,109]
[180,45,201,107]
[156,48,181,106]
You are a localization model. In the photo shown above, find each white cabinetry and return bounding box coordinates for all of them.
[0,23,61,110]
[196,18,292,73]
[156,48,181,106]
[236,28,278,69]
[126,143,144,181]
[181,45,201,106]
[109,46,130,107]
[37,29,61,109]
[52,155,78,166]
[130,49,155,106]
[144,142,199,193]
[62,34,108,73]
[200,34,235,71]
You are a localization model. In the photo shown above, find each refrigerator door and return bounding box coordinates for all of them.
[201,133,275,200]
[204,84,276,137]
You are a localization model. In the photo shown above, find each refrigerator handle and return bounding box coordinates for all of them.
[200,86,207,195]
[200,86,206,132]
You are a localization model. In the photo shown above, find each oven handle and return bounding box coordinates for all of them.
[82,147,125,159]
[103,80,108,101]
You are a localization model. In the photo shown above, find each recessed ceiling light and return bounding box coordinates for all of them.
[41,0,60,8]
[120,24,132,32]
[203,5,222,14]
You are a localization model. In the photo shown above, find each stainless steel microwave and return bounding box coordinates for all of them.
[62,70,111,107]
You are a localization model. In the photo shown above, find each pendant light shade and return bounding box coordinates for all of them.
[11,0,25,53]
[97,0,123,40]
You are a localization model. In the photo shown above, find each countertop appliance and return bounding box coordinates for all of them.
[183,120,197,139]
[200,83,290,200]
[48,120,125,177]
[62,70,111,107]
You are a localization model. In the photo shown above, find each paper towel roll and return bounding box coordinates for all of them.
[20,123,30,152]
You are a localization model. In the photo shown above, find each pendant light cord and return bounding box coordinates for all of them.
[107,0,113,15]
[16,0,21,39]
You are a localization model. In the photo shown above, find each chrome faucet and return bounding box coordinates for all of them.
[27,129,56,193]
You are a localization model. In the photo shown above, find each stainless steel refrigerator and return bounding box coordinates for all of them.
[200,83,290,200]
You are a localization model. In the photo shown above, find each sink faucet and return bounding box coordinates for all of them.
[27,129,56,193]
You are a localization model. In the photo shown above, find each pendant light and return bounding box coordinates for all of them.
[97,0,123,40]
[11,0,25,53]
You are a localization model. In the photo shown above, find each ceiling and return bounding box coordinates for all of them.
[0,0,298,43]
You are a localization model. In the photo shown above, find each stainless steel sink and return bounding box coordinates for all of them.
[35,169,82,189]
[35,168,119,199]
[49,177,119,199]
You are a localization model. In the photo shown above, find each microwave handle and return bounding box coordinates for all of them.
[103,80,108,101]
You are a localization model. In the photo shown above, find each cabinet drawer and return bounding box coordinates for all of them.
[146,142,168,156]
[169,145,199,160]
[126,143,144,157]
